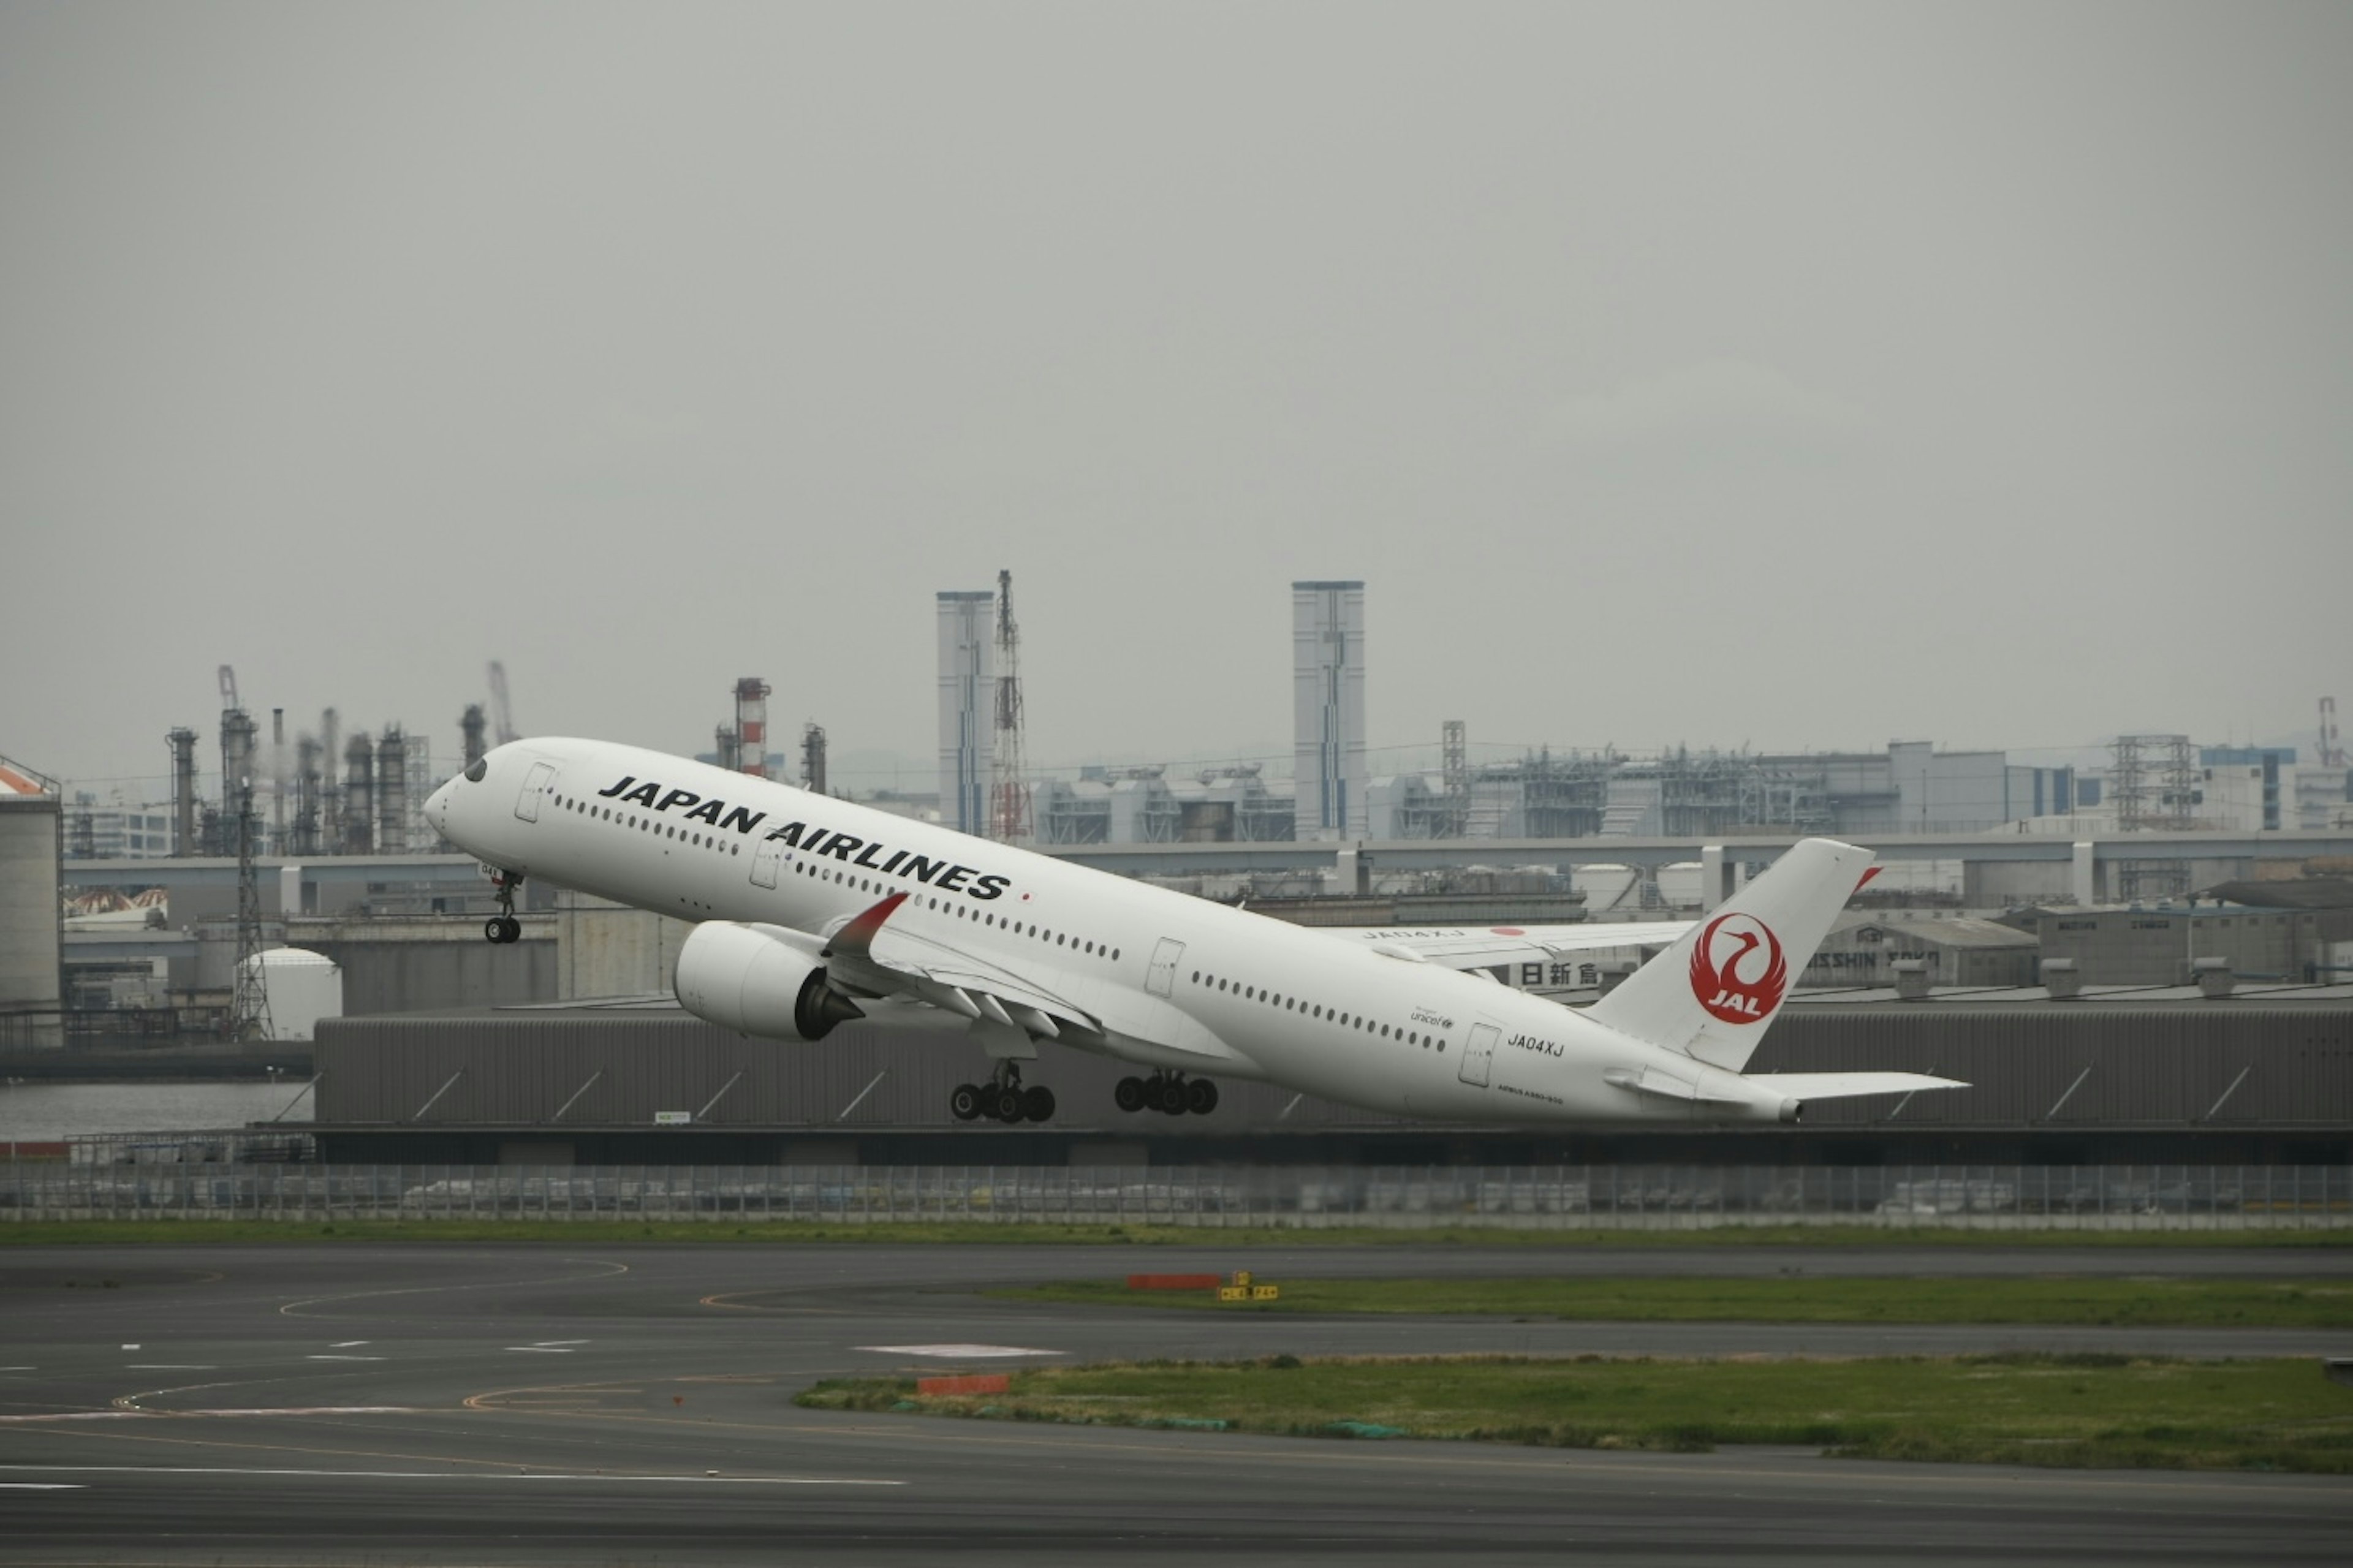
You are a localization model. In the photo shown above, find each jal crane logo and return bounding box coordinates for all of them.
[1688,913,1789,1025]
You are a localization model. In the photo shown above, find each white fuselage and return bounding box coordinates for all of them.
[426,738,1790,1127]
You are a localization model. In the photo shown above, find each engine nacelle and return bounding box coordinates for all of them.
[672,921,866,1041]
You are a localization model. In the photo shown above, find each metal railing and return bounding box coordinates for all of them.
[2,1161,2346,1230]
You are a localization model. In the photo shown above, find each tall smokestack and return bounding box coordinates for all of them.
[735,678,771,779]
[376,728,407,855]
[270,708,286,853]
[294,736,320,857]
[167,727,199,857]
[320,708,342,853]
[342,735,374,855]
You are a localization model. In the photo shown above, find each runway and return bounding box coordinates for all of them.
[2,1242,2349,1565]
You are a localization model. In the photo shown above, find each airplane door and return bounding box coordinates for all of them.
[751,838,782,889]
[1457,1021,1499,1088]
[513,761,556,823]
[1145,937,1184,999]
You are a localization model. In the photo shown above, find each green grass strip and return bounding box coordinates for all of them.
[1,1218,2346,1247]
[797,1353,2353,1474]
[998,1274,2353,1328]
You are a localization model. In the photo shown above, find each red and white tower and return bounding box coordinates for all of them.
[734,678,771,780]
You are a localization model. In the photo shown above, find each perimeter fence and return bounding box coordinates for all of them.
[3,1161,2349,1230]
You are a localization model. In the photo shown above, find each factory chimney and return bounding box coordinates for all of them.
[801,722,828,797]
[219,711,257,826]
[293,736,321,857]
[376,728,407,855]
[735,678,771,779]
[342,735,374,855]
[319,708,342,854]
[270,708,286,853]
[167,727,199,857]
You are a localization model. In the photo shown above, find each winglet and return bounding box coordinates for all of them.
[824,892,909,960]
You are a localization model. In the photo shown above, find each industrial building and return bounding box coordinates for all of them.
[301,981,2353,1167]
[1,757,64,1050]
[2021,901,2353,988]
[1292,579,1368,841]
[935,589,995,835]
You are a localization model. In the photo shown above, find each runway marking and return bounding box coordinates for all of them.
[330,1341,369,1348]
[0,1366,37,1372]
[0,1483,84,1490]
[505,1346,573,1354]
[126,1365,215,1371]
[0,1407,420,1423]
[857,1343,1063,1358]
[0,1463,900,1486]
[498,1403,2353,1505]
[307,1355,385,1362]
[278,1258,629,1318]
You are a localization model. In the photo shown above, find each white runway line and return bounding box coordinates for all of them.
[0,1483,85,1490]
[0,1463,901,1485]
[306,1354,384,1362]
[0,1407,420,1423]
[857,1343,1063,1358]
[329,1341,369,1348]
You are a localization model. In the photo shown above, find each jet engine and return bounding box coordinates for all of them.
[672,920,867,1041]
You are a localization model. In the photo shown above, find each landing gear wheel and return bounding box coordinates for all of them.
[1158,1074,1188,1115]
[991,1085,1026,1124]
[1022,1085,1056,1123]
[949,1083,983,1122]
[1114,1077,1146,1113]
[482,871,525,944]
[1185,1078,1219,1116]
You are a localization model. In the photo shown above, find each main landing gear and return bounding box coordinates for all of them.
[1115,1072,1218,1117]
[950,1061,1056,1124]
[482,870,524,945]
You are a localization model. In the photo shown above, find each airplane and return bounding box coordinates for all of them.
[424,737,1965,1127]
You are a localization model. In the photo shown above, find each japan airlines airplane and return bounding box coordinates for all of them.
[423,738,1964,1127]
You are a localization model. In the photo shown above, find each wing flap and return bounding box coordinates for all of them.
[1741,1072,1970,1100]
[1341,922,1692,971]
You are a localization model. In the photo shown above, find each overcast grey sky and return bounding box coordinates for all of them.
[4,1,2347,795]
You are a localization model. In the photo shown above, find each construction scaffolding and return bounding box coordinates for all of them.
[2111,733,2199,903]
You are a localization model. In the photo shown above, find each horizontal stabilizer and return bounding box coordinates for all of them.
[1740,1071,1969,1101]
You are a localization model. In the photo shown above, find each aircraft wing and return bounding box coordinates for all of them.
[808,894,1250,1065]
[1740,1072,1971,1100]
[808,895,1107,1042]
[1335,920,1695,972]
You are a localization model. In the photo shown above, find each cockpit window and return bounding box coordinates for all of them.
[464,758,488,783]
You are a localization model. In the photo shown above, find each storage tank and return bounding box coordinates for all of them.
[242,948,343,1042]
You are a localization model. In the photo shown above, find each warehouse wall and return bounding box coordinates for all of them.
[316,1000,2353,1132]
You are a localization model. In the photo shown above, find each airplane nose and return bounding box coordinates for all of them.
[424,778,453,835]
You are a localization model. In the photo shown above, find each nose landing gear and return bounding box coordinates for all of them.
[482,870,524,945]
[1115,1072,1217,1116]
[950,1061,1056,1124]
